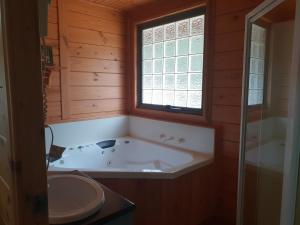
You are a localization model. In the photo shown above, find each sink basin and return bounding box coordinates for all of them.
[48,174,105,224]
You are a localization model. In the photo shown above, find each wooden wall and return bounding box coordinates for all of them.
[43,0,269,224]
[243,165,283,225]
[99,164,214,225]
[45,0,127,123]
[269,21,294,117]
[2,0,49,223]
[126,0,264,224]
[211,0,262,223]
[45,0,62,123]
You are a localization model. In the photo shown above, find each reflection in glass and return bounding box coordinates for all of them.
[240,1,296,225]
[248,24,267,106]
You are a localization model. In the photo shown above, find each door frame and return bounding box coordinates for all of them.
[236,0,288,224]
[0,0,48,224]
[280,0,300,224]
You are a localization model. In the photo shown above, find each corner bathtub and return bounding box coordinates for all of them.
[48,137,213,179]
[48,136,214,225]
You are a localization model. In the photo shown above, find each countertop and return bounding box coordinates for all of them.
[49,171,135,225]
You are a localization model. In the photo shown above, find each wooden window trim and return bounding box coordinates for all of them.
[136,7,205,116]
[127,0,213,127]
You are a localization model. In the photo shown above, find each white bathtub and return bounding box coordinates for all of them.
[48,137,213,179]
[245,139,285,173]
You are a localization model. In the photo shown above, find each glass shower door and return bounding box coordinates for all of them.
[238,0,298,225]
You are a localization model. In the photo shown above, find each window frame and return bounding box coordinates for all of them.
[136,7,206,116]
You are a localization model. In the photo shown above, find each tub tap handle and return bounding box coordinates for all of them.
[163,136,174,143]
[178,138,186,144]
[160,134,166,139]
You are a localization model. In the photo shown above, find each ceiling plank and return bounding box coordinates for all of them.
[83,0,160,11]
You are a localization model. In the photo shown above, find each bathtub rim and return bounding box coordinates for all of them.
[245,139,285,173]
[48,157,213,179]
[48,136,214,179]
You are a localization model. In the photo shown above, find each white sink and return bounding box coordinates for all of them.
[48,174,105,224]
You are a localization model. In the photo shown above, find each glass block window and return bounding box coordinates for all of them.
[138,8,205,114]
[248,24,267,106]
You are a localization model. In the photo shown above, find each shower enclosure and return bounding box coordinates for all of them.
[237,0,300,225]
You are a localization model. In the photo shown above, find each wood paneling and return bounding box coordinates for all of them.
[58,0,72,119]
[45,0,62,124]
[213,88,242,106]
[214,51,244,71]
[83,0,159,11]
[70,86,125,100]
[43,1,268,224]
[213,70,243,88]
[215,0,262,15]
[70,57,125,73]
[47,101,62,119]
[215,31,245,53]
[48,23,59,39]
[215,9,249,34]
[70,72,124,86]
[221,141,240,159]
[128,0,206,23]
[46,86,61,102]
[70,99,125,114]
[126,1,264,224]
[99,164,214,225]
[212,105,241,124]
[68,111,125,121]
[48,6,58,23]
[67,27,125,48]
[269,20,294,118]
[222,123,241,142]
[68,0,124,22]
[211,1,263,224]
[69,43,124,61]
[66,11,125,35]
[49,71,60,86]
[46,0,127,123]
[264,0,296,22]
[243,164,283,225]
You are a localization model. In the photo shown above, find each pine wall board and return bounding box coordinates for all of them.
[45,0,127,123]
[44,1,265,224]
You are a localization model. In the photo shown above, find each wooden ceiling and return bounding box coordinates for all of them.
[264,0,296,23]
[83,0,160,11]
[84,0,296,16]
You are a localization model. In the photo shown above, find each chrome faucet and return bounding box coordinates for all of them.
[160,134,175,143]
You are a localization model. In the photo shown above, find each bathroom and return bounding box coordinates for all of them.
[0,0,299,225]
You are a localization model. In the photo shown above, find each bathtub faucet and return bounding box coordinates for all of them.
[160,134,175,143]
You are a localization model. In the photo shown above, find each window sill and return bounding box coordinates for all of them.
[130,107,212,127]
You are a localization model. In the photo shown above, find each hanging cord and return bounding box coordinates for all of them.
[46,125,54,170]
